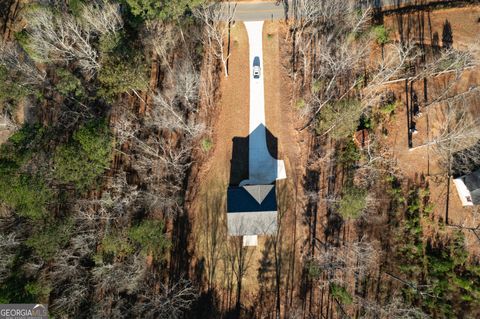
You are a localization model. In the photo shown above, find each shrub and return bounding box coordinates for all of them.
[54,119,112,191]
[55,68,85,98]
[24,281,51,303]
[101,231,134,260]
[0,125,47,164]
[0,175,51,220]
[306,260,321,280]
[68,0,84,16]
[0,66,28,111]
[125,0,204,21]
[14,30,39,61]
[97,54,148,101]
[372,25,389,45]
[0,126,51,219]
[0,250,40,303]
[312,80,323,94]
[315,99,363,140]
[99,32,124,55]
[296,98,306,109]
[26,220,73,260]
[380,101,397,116]
[337,186,367,219]
[338,140,360,170]
[201,138,213,152]
[99,220,170,262]
[330,284,353,305]
[129,220,171,260]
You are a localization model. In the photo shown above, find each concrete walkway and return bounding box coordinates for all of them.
[240,21,286,187]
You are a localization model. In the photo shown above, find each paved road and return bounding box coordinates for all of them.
[222,0,449,21]
[223,1,291,21]
[240,21,286,187]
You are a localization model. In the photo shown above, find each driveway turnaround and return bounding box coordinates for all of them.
[240,20,286,187]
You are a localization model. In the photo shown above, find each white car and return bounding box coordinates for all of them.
[253,56,261,79]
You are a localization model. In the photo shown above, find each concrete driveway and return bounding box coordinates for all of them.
[240,21,286,187]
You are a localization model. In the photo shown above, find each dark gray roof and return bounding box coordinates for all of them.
[227,185,276,213]
[463,169,480,204]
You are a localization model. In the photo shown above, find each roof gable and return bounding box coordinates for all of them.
[243,184,274,204]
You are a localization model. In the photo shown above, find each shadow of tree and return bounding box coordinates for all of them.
[442,19,453,49]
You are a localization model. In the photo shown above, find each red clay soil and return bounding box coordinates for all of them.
[187,19,309,312]
[383,7,480,254]
[384,6,480,50]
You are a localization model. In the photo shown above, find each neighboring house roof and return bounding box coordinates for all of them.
[462,170,480,204]
[454,169,480,206]
[227,185,277,235]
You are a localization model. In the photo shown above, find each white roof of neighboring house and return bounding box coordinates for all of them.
[453,169,480,206]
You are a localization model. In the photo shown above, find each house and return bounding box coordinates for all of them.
[453,169,480,206]
[227,184,277,246]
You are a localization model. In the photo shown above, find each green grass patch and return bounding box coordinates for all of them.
[337,186,367,219]
[201,138,213,152]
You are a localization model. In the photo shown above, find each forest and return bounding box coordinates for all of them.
[0,0,480,318]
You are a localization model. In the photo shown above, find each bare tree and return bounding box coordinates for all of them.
[73,172,142,222]
[193,1,237,77]
[0,41,46,85]
[81,0,123,37]
[0,234,19,282]
[174,60,201,108]
[47,230,97,316]
[357,296,429,319]
[24,1,123,75]
[434,103,480,169]
[132,279,199,319]
[91,255,148,318]
[151,93,204,137]
[308,239,379,289]
[113,103,195,217]
[92,254,147,296]
[410,91,480,175]
[0,111,19,131]
[143,22,179,72]
[295,0,476,136]
[25,7,98,73]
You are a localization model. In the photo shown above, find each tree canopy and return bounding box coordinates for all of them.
[125,0,205,21]
[54,119,112,191]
